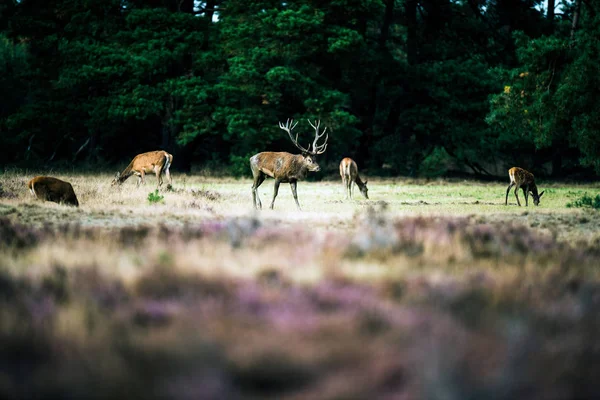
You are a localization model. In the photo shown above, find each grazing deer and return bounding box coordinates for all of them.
[505,167,545,206]
[250,119,329,210]
[339,157,368,199]
[28,176,79,207]
[112,150,173,188]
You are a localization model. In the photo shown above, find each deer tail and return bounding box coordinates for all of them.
[164,152,172,171]
[29,181,37,197]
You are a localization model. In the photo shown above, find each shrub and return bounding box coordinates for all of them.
[147,190,164,204]
[566,193,600,210]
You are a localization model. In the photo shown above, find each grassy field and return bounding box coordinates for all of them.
[1,170,600,399]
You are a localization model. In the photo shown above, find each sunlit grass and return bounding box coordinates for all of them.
[2,170,599,243]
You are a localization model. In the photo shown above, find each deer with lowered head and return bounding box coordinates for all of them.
[339,157,368,200]
[28,176,79,207]
[112,150,173,188]
[505,167,545,206]
[250,119,329,210]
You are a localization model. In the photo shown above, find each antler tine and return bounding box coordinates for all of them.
[279,118,307,153]
[307,119,329,155]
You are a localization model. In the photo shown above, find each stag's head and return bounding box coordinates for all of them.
[279,118,328,172]
[303,153,321,172]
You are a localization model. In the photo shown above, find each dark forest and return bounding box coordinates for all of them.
[1,0,599,178]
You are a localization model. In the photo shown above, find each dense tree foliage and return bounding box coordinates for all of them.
[0,0,598,177]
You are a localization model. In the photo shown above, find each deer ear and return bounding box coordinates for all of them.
[539,190,545,198]
[364,180,368,185]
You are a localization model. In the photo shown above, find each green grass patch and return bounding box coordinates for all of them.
[147,189,164,204]
[566,193,600,209]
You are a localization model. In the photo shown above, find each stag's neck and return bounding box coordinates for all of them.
[290,155,309,180]
[529,183,539,196]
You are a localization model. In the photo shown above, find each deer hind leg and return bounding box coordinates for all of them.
[165,168,172,186]
[269,179,281,210]
[505,182,515,205]
[290,180,301,210]
[514,184,522,206]
[348,179,353,199]
[343,176,351,199]
[164,155,173,186]
[156,167,163,187]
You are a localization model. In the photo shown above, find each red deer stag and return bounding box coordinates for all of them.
[339,157,368,200]
[112,150,173,188]
[28,176,79,207]
[505,167,545,206]
[250,119,329,210]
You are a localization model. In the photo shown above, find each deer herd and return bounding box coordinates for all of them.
[26,119,545,209]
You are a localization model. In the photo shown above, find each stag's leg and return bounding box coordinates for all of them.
[290,180,301,210]
[269,179,281,210]
[514,184,522,206]
[165,168,172,186]
[252,172,266,210]
[505,182,514,205]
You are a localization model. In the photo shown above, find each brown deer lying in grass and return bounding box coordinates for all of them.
[339,157,368,199]
[112,150,173,188]
[28,176,79,207]
[250,119,329,210]
[505,167,545,206]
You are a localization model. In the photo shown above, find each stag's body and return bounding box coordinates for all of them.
[339,157,368,199]
[251,119,328,210]
[28,176,79,207]
[505,167,545,206]
[112,150,173,187]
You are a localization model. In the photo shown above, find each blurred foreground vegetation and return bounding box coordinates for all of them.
[2,212,600,399]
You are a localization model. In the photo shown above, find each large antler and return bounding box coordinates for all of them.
[307,119,328,155]
[279,119,311,154]
[279,118,329,155]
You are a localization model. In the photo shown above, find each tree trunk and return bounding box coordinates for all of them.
[180,0,193,13]
[571,0,582,43]
[379,0,395,46]
[547,0,555,20]
[406,0,418,65]
[161,124,171,150]
[201,0,216,50]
